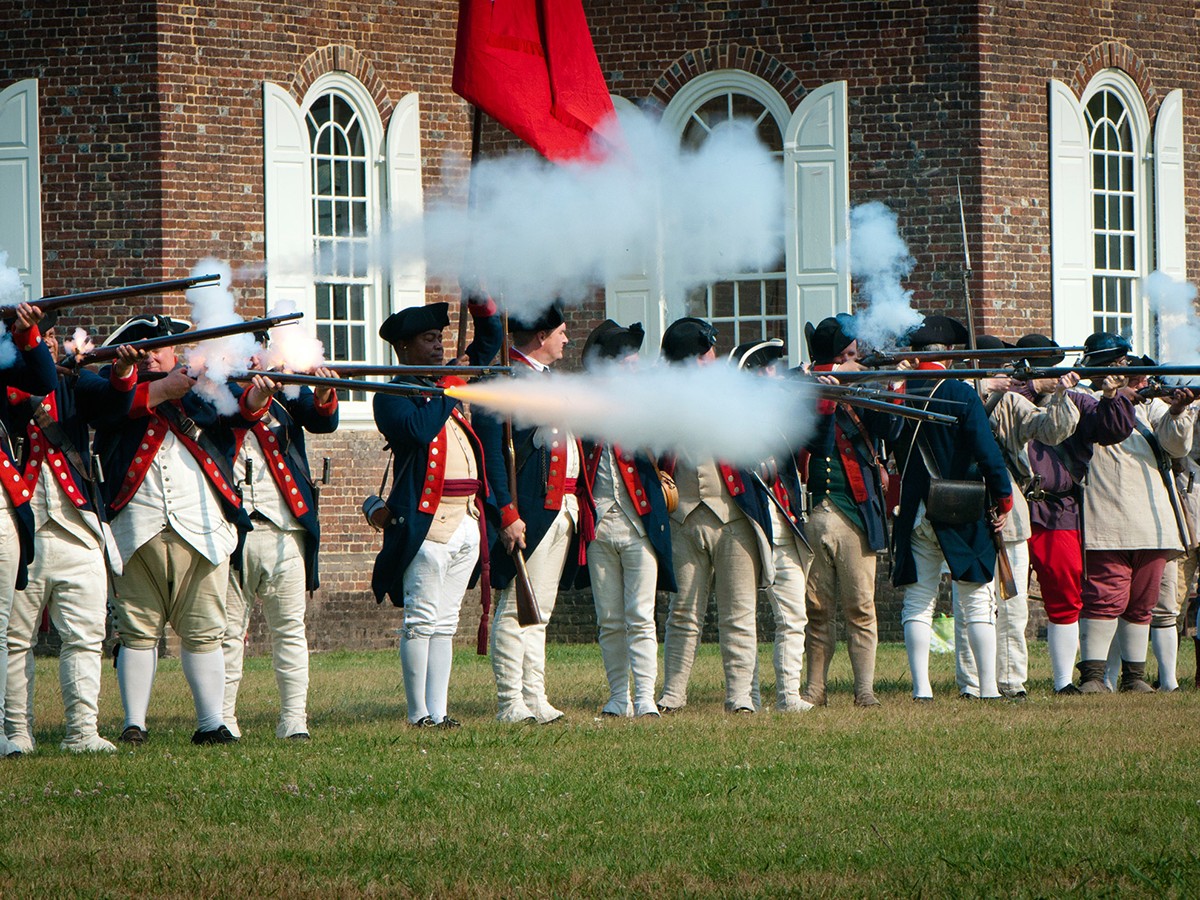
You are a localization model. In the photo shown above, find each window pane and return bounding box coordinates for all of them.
[686,285,709,318]
[764,277,786,317]
[1094,234,1107,269]
[713,281,735,319]
[351,326,365,361]
[316,286,330,319]
[351,289,364,320]
[334,324,348,358]
[317,324,331,351]
[740,282,763,318]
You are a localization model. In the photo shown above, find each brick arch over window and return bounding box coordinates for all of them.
[648,44,803,111]
[1069,42,1158,118]
[290,45,393,123]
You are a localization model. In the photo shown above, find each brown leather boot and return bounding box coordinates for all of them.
[1119,661,1155,693]
[1077,660,1110,693]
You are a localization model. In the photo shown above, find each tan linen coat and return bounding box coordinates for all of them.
[1083,396,1196,552]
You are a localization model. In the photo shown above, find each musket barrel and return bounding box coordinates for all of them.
[327,363,514,378]
[239,371,445,398]
[860,345,1086,368]
[7,274,222,317]
[78,311,303,365]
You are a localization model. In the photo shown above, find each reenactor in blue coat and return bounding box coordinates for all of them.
[656,318,776,714]
[4,318,139,753]
[891,315,1013,701]
[222,340,340,742]
[474,300,593,724]
[578,320,675,718]
[93,314,277,746]
[0,301,58,758]
[371,294,501,727]
[800,315,903,708]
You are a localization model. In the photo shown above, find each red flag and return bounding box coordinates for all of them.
[453,0,617,162]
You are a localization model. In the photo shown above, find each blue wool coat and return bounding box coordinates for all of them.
[804,403,903,552]
[573,444,677,593]
[473,400,595,592]
[235,386,339,592]
[370,310,502,605]
[0,334,64,589]
[891,377,1013,586]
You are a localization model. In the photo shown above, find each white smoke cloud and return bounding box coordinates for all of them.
[261,298,326,399]
[0,251,23,368]
[464,362,815,467]
[183,258,255,415]
[1146,269,1200,367]
[301,113,782,321]
[840,201,923,349]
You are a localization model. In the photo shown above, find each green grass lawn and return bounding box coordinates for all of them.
[3,642,1199,898]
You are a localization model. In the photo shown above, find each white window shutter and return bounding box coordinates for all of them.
[0,78,42,302]
[1154,89,1186,281]
[262,82,313,311]
[1048,79,1092,347]
[785,81,849,366]
[386,92,425,315]
[604,96,663,355]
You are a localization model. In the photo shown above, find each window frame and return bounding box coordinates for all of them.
[1080,69,1153,350]
[299,73,386,420]
[661,71,791,355]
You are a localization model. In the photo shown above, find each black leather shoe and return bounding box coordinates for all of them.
[436,717,462,729]
[192,725,238,745]
[410,716,437,728]
[119,725,148,745]
[1055,683,1083,696]
[912,696,934,703]
[656,703,681,715]
[287,732,311,742]
[959,692,979,701]
[1007,691,1028,703]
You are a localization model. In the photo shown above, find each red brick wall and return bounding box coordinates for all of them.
[977,3,1200,338]
[5,1,1200,658]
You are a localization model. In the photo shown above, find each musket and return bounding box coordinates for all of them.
[326,363,514,379]
[3,273,221,318]
[233,370,445,399]
[75,312,304,366]
[859,346,1086,368]
[990,505,1019,601]
[817,383,967,406]
[817,387,959,425]
[826,364,1200,383]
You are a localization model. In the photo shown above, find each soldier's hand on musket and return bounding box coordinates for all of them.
[1167,387,1197,416]
[246,373,282,412]
[1101,374,1127,398]
[815,373,840,386]
[1055,371,1080,394]
[500,517,527,553]
[13,302,43,334]
[312,366,339,404]
[983,376,1013,395]
[112,344,146,380]
[158,366,197,401]
[989,506,1009,533]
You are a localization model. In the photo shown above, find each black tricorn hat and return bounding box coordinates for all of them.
[102,314,192,347]
[581,319,644,366]
[378,302,451,345]
[730,337,786,371]
[1016,333,1065,366]
[508,299,566,334]
[973,334,1014,351]
[661,316,718,363]
[904,314,969,349]
[804,314,856,363]
[1081,331,1132,367]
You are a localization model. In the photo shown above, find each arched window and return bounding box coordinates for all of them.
[307,92,372,378]
[1084,86,1141,340]
[667,77,789,355]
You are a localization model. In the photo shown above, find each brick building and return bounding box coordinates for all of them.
[2,1,1197,654]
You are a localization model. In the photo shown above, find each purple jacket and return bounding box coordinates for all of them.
[1019,384,1135,531]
